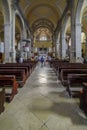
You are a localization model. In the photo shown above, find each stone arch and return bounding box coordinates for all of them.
[79,0,87,23]
[15,12,24,34]
[15,13,23,47]
[0,0,11,63]
[1,0,10,23]
[17,12,28,39]
[75,0,84,23]
[60,14,71,59]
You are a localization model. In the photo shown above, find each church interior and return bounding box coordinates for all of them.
[0,0,87,130]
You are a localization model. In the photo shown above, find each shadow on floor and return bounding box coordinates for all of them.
[28,90,87,126]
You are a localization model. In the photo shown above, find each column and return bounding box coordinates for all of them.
[4,23,11,63]
[69,0,76,62]
[20,26,28,59]
[20,26,27,49]
[54,34,58,58]
[62,36,67,59]
[53,46,55,57]
[55,43,58,58]
[75,23,82,59]
[11,9,16,63]
[54,43,57,58]
[28,40,31,58]
[59,32,62,59]
[56,33,61,59]
[30,33,34,57]
[85,38,87,58]
[57,43,60,58]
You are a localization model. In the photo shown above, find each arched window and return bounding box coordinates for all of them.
[39,35,47,41]
[34,27,52,42]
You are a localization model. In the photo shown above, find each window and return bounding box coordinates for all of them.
[39,36,47,41]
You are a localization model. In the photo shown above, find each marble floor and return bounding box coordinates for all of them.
[0,62,87,130]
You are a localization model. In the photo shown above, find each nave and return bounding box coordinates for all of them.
[0,63,87,130]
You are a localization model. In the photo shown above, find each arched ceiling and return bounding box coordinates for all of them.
[19,0,67,31]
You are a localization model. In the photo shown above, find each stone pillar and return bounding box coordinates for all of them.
[10,9,16,63]
[30,33,34,57]
[4,23,11,63]
[85,38,87,58]
[55,43,58,58]
[70,0,76,63]
[53,34,57,58]
[61,36,67,59]
[54,43,57,58]
[75,23,82,59]
[20,26,27,45]
[28,40,31,58]
[70,0,83,63]
[59,32,62,59]
[20,26,27,58]
[57,43,60,58]
[60,29,67,59]
[53,46,55,57]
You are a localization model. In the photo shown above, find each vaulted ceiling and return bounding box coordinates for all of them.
[19,0,67,32]
[0,0,87,40]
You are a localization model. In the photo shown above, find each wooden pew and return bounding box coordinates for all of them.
[23,61,37,72]
[0,66,29,79]
[66,74,87,97]
[49,60,68,67]
[0,69,26,87]
[49,61,68,74]
[0,63,31,75]
[57,63,87,79]
[60,69,87,85]
[79,82,87,115]
[0,75,18,102]
[0,87,5,114]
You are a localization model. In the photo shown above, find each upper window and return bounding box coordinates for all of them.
[34,27,52,42]
[40,36,47,41]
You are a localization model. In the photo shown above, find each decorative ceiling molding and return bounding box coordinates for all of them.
[31,18,54,33]
[24,2,31,14]
[19,0,68,33]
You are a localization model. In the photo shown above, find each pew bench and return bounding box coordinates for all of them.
[79,82,87,115]
[0,75,19,102]
[57,63,87,79]
[23,61,37,72]
[0,87,5,114]
[0,69,26,87]
[0,63,31,76]
[66,74,87,97]
[61,69,87,86]
[0,66,29,79]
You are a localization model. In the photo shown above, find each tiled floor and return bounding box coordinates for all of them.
[0,62,87,130]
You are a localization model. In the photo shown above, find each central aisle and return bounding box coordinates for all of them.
[0,63,87,130]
